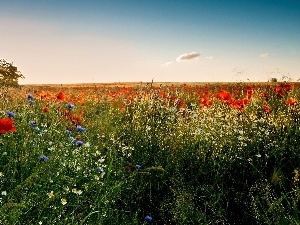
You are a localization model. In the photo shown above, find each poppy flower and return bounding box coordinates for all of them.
[125,165,132,171]
[42,107,49,113]
[285,98,297,106]
[218,90,232,102]
[57,92,65,101]
[0,118,16,134]
[262,105,271,114]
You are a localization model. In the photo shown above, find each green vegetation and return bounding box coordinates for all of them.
[0,83,299,224]
[0,59,24,87]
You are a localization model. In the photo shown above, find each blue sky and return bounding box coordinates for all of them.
[1,0,300,84]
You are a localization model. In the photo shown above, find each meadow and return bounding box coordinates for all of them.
[0,82,299,225]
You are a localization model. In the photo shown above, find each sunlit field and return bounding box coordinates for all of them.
[0,82,299,224]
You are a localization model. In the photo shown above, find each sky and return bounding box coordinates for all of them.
[1,0,300,84]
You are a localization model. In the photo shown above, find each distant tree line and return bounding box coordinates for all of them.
[0,59,24,87]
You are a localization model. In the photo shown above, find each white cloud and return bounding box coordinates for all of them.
[260,53,269,58]
[162,61,173,66]
[205,56,213,60]
[176,52,200,61]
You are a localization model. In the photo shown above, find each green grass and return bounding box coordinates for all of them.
[0,83,299,224]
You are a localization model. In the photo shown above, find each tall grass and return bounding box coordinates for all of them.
[0,82,299,224]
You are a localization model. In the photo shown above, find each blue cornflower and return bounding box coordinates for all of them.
[6,110,16,118]
[27,93,34,100]
[76,125,86,132]
[40,155,49,162]
[97,168,104,173]
[145,215,152,222]
[136,164,142,169]
[36,127,42,133]
[76,141,84,147]
[29,121,38,128]
[66,103,75,110]
[65,129,72,135]
[28,99,35,105]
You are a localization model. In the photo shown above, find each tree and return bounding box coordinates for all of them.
[0,59,24,87]
[269,77,278,82]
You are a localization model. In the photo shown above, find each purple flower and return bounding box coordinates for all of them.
[76,141,84,147]
[145,215,152,222]
[6,110,16,118]
[97,168,104,173]
[65,129,72,135]
[29,121,38,128]
[27,93,34,100]
[136,164,142,169]
[76,125,86,132]
[40,155,49,162]
[28,99,35,105]
[66,103,75,110]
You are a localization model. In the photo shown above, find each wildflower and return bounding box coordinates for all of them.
[1,191,7,196]
[27,93,34,100]
[273,87,283,97]
[61,198,67,205]
[0,172,3,177]
[218,90,232,102]
[72,188,83,195]
[125,164,132,171]
[66,103,75,110]
[135,164,142,169]
[246,87,253,99]
[285,98,297,106]
[76,125,86,132]
[5,110,16,118]
[47,191,54,198]
[145,215,152,222]
[262,105,271,114]
[76,141,84,147]
[65,129,72,135]
[40,155,49,162]
[98,168,104,173]
[28,99,35,105]
[0,118,16,134]
[262,92,269,100]
[29,121,38,128]
[42,107,49,113]
[200,97,212,108]
[57,92,65,101]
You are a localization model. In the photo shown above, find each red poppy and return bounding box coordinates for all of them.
[125,165,132,171]
[283,84,292,92]
[218,90,232,102]
[285,98,297,106]
[42,107,49,113]
[57,92,65,101]
[200,97,212,108]
[246,87,253,99]
[273,87,283,97]
[0,118,16,134]
[262,92,269,100]
[262,105,271,114]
